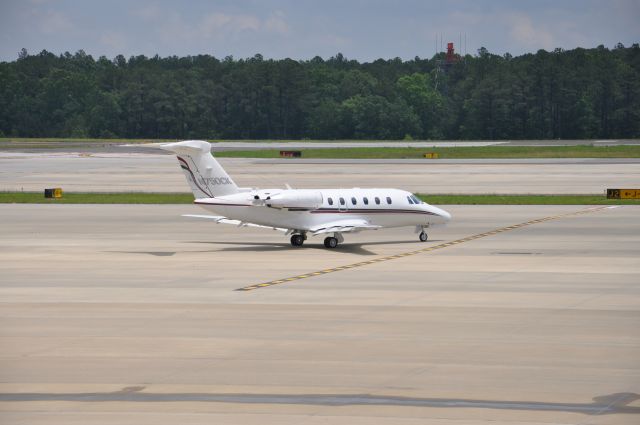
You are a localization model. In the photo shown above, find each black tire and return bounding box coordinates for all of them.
[419,231,428,242]
[324,236,338,248]
[290,234,304,247]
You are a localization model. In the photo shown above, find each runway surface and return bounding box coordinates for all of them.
[1,204,639,424]
[1,152,639,194]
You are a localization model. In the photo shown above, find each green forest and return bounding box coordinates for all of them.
[1,44,638,140]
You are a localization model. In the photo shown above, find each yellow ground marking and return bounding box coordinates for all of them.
[235,206,611,292]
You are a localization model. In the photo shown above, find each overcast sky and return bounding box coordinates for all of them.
[1,0,638,62]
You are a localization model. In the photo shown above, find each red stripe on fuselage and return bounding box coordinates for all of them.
[194,202,437,215]
[311,209,437,215]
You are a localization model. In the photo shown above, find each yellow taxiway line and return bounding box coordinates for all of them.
[235,206,612,292]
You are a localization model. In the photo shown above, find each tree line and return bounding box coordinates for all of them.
[0,44,638,140]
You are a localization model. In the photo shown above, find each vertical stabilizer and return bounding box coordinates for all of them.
[160,140,238,198]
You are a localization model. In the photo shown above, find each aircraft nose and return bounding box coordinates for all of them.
[432,206,451,222]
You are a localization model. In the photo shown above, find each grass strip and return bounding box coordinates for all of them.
[1,192,638,205]
[215,145,640,159]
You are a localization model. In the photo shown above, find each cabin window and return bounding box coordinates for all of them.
[386,196,392,204]
[375,197,380,205]
[328,197,333,206]
[351,197,357,205]
[363,197,369,205]
[339,197,345,205]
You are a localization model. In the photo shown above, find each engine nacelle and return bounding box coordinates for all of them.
[263,190,323,210]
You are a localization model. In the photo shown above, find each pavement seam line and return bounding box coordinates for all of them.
[234,206,611,292]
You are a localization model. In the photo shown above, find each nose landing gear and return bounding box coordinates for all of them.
[415,225,429,242]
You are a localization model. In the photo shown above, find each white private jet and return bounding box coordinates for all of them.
[161,140,451,248]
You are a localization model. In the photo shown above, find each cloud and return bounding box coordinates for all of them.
[265,11,290,35]
[100,31,127,51]
[39,10,73,35]
[447,9,560,54]
[132,5,162,21]
[128,6,290,44]
[318,34,352,51]
[507,13,554,50]
[199,13,261,38]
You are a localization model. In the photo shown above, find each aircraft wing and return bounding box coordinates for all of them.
[182,214,288,232]
[310,219,381,235]
[183,215,379,236]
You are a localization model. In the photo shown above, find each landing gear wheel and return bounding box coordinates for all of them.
[419,231,428,242]
[323,236,338,248]
[290,234,305,247]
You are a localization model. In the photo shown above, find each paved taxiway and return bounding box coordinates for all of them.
[1,152,639,194]
[1,204,639,424]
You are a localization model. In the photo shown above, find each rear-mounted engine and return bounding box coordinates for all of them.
[255,190,323,210]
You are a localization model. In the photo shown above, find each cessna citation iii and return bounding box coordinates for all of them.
[161,140,451,248]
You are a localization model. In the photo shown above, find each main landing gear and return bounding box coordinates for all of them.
[291,232,343,249]
[323,233,344,249]
[290,233,306,247]
[323,236,338,248]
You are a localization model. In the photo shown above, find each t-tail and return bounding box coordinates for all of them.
[160,140,239,198]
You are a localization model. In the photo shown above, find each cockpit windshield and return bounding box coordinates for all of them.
[411,195,422,204]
